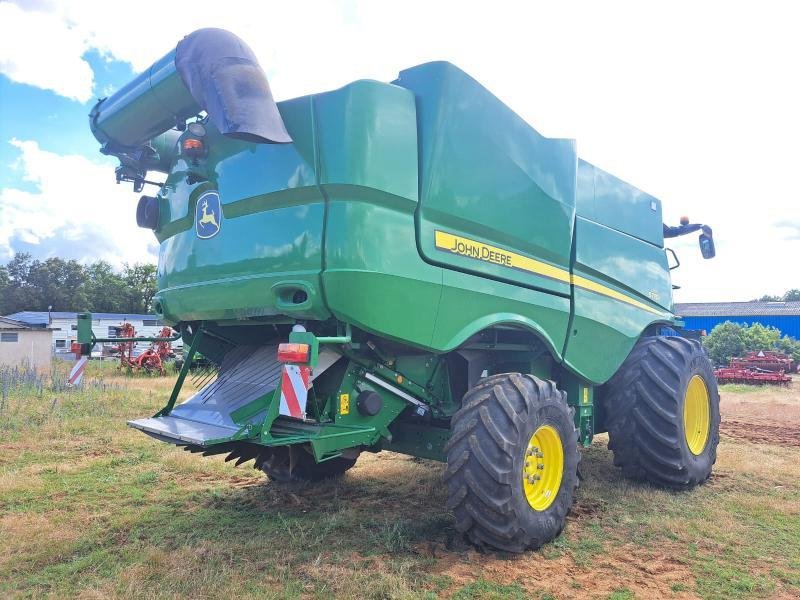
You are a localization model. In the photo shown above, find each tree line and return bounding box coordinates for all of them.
[753,289,800,302]
[703,321,800,365]
[0,253,157,316]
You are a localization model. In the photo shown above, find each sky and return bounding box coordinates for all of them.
[0,0,798,302]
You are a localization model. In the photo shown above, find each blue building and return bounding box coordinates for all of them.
[674,301,800,339]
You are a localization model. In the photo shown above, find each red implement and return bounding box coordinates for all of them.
[714,365,792,386]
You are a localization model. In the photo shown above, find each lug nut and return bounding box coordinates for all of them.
[537,464,544,470]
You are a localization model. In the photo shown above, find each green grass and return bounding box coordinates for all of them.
[717,383,766,394]
[452,580,528,600]
[1,370,798,598]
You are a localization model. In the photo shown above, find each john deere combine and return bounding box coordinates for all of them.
[83,28,720,552]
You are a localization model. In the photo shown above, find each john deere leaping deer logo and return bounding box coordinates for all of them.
[195,191,221,239]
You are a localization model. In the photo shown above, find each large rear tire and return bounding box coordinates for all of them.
[444,373,579,552]
[600,336,720,489]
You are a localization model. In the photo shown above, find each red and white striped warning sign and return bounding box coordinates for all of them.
[68,356,88,386]
[278,364,311,419]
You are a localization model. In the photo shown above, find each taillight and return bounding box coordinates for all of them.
[182,137,205,159]
[277,343,310,364]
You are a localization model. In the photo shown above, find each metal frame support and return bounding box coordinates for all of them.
[154,325,203,417]
[317,322,352,345]
[77,312,181,348]
[559,374,595,447]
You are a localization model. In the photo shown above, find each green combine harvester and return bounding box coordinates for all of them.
[82,28,720,552]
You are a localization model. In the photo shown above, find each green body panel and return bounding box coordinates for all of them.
[154,97,328,322]
[565,217,672,382]
[564,160,673,382]
[96,48,689,462]
[396,62,576,298]
[577,159,664,247]
[433,268,570,354]
[146,64,674,381]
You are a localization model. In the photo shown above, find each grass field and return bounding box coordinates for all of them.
[1,362,798,599]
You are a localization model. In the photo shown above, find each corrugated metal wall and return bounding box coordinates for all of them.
[681,315,800,338]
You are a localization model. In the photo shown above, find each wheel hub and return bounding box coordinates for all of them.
[683,374,710,455]
[522,424,564,511]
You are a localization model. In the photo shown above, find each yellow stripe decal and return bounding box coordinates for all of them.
[434,230,664,316]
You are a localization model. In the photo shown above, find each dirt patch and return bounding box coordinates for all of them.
[721,419,800,447]
[432,542,698,599]
[720,386,800,447]
[568,497,607,520]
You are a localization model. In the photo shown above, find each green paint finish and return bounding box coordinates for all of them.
[432,267,571,355]
[559,373,595,447]
[397,62,577,296]
[565,217,673,383]
[577,159,664,247]
[94,43,710,464]
[334,365,408,437]
[323,197,443,348]
[91,50,198,149]
[142,64,622,379]
[76,312,93,345]
[314,80,418,201]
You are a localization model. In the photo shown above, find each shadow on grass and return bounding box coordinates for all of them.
[122,456,464,564]
[116,443,635,571]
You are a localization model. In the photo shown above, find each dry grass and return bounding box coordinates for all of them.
[1,367,798,599]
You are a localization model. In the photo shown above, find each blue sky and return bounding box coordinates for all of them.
[0,0,798,301]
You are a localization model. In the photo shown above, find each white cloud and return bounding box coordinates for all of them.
[0,0,798,300]
[0,2,94,102]
[0,139,158,265]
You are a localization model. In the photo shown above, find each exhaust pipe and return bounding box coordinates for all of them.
[89,28,291,181]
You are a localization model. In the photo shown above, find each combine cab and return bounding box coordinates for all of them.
[83,28,721,552]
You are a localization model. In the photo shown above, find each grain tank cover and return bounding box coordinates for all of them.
[175,28,291,145]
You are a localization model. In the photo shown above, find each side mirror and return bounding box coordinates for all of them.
[699,232,715,259]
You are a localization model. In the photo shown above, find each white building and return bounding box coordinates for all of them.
[4,311,181,357]
[0,316,53,370]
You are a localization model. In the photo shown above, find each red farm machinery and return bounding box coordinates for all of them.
[109,323,177,375]
[715,350,794,386]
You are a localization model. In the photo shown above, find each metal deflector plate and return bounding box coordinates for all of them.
[127,344,344,445]
[127,416,237,445]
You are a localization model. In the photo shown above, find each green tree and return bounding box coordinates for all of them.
[85,261,129,313]
[703,321,800,365]
[27,257,89,313]
[1,252,159,315]
[2,253,38,314]
[702,321,746,365]
[740,322,781,351]
[122,263,157,313]
[0,264,9,314]
[753,289,800,302]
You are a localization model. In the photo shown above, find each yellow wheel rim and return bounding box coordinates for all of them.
[522,424,564,511]
[683,375,710,455]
